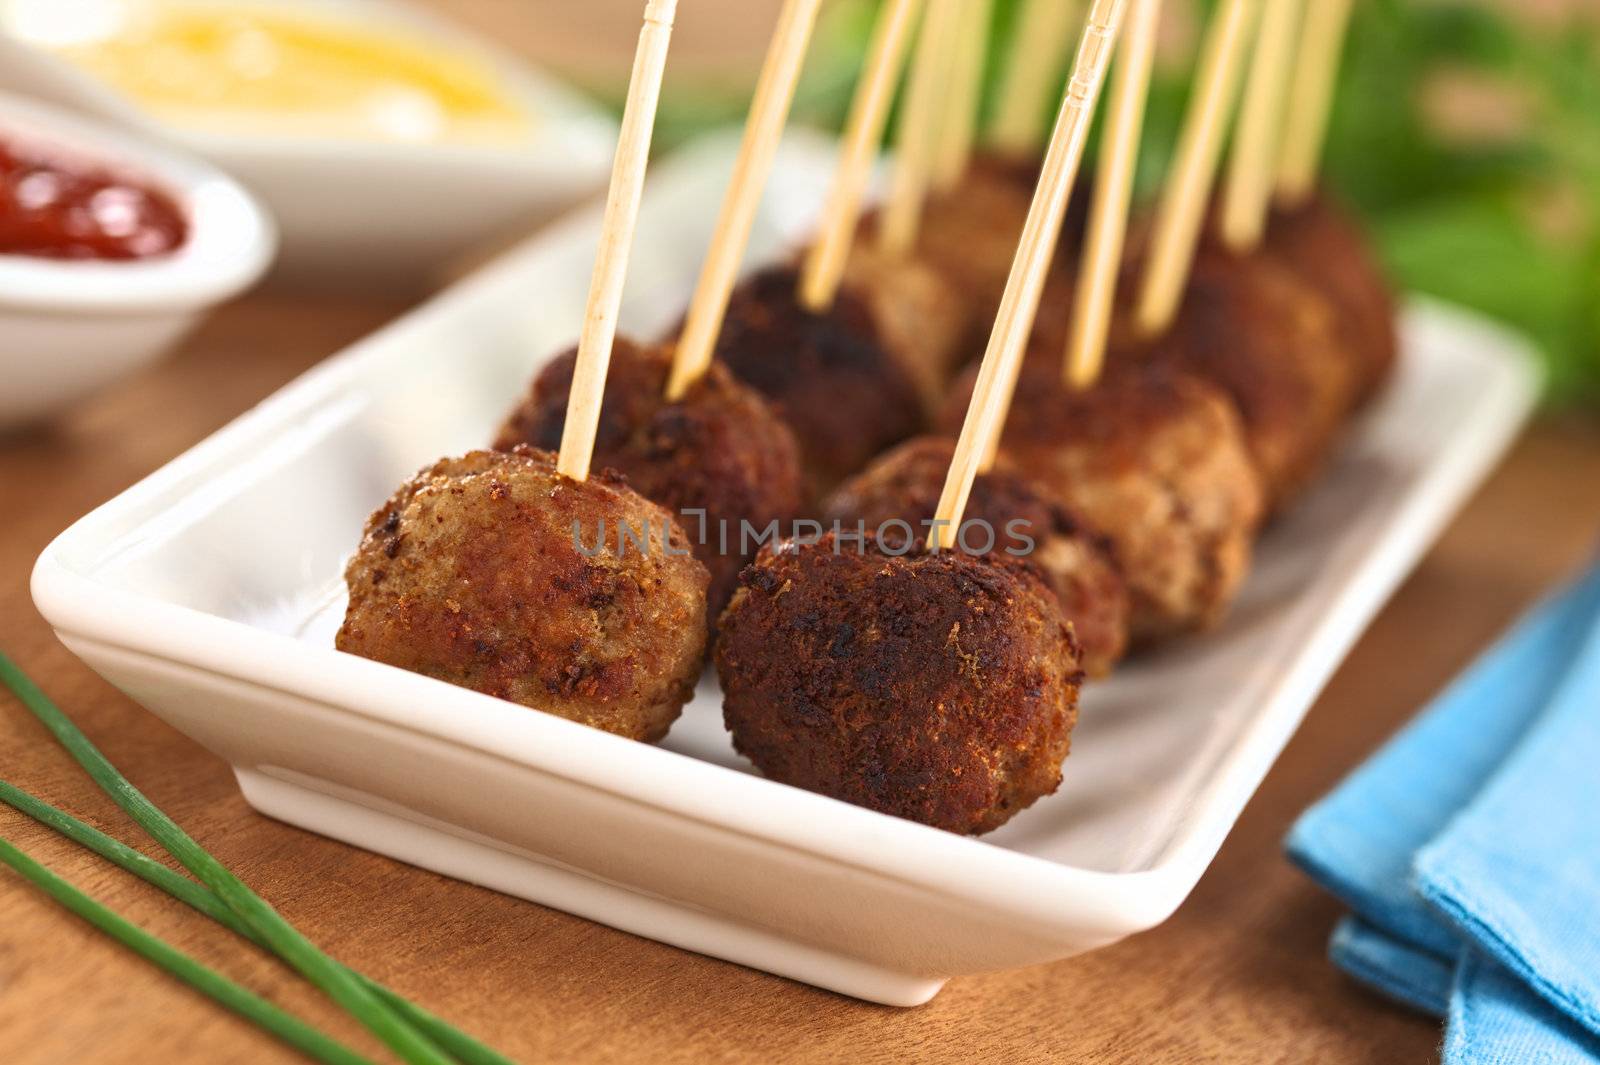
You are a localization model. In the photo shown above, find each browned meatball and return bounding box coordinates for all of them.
[1265,190,1398,404]
[820,436,1129,677]
[1140,247,1363,511]
[336,447,709,742]
[716,533,1083,835]
[494,338,803,622]
[940,360,1264,643]
[705,261,964,501]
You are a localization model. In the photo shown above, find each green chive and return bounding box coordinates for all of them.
[0,779,517,1065]
[0,651,453,1065]
[0,836,374,1065]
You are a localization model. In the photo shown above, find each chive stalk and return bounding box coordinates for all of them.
[0,779,516,1065]
[0,836,375,1065]
[0,651,452,1065]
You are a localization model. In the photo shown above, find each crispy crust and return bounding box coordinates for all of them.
[716,534,1082,835]
[336,447,709,742]
[706,264,927,500]
[494,338,803,621]
[940,359,1264,642]
[820,436,1130,677]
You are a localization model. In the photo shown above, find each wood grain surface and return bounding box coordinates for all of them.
[4,3,1600,1062]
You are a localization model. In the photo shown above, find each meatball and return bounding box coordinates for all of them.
[494,338,803,621]
[1141,247,1362,510]
[940,359,1264,643]
[821,436,1130,677]
[914,154,1041,322]
[716,533,1083,835]
[336,447,709,742]
[1265,190,1398,404]
[706,260,964,500]
[839,241,971,412]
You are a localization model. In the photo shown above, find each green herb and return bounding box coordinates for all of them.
[0,836,374,1065]
[0,651,453,1065]
[0,778,517,1065]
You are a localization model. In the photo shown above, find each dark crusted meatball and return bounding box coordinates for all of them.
[821,436,1130,677]
[1139,247,1362,511]
[1265,190,1398,404]
[494,338,803,621]
[336,448,709,742]
[705,260,966,501]
[716,533,1083,835]
[940,359,1264,643]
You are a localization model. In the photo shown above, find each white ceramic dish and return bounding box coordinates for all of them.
[32,133,1539,1006]
[0,0,617,288]
[0,91,274,430]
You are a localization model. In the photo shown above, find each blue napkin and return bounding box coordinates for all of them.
[1329,915,1453,1016]
[1449,951,1600,1065]
[1286,559,1600,1063]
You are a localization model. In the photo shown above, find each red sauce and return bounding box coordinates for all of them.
[0,136,187,261]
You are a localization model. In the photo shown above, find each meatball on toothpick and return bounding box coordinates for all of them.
[1268,0,1397,403]
[822,436,1130,678]
[719,0,1130,834]
[705,0,971,499]
[339,0,709,742]
[499,0,819,620]
[336,450,707,742]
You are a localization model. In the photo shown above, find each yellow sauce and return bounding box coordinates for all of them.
[6,0,534,145]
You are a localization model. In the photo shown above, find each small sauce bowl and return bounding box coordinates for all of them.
[0,91,275,429]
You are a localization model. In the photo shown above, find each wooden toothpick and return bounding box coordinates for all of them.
[798,0,923,312]
[1133,0,1260,338]
[934,0,1130,548]
[558,0,679,482]
[1065,0,1163,390]
[667,0,823,400]
[988,0,1082,159]
[933,0,996,191]
[878,0,959,257]
[1275,0,1352,206]
[1220,0,1302,251]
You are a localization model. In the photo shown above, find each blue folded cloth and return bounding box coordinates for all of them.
[1287,559,1600,1064]
[1329,915,1454,1016]
[1449,951,1600,1065]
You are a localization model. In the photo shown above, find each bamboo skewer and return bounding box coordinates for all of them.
[558,0,680,482]
[667,0,823,400]
[933,0,996,191]
[798,0,923,312]
[879,0,960,257]
[1133,0,1260,338]
[989,0,1082,159]
[1220,0,1301,250]
[1275,0,1352,206]
[934,0,1130,548]
[1065,0,1163,390]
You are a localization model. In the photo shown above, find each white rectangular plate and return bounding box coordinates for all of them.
[32,132,1539,1006]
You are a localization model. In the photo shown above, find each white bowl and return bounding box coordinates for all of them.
[31,133,1540,1006]
[0,0,618,289]
[0,91,274,429]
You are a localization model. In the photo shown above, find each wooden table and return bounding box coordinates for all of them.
[2,293,1598,1065]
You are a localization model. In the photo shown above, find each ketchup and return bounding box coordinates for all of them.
[0,137,187,261]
